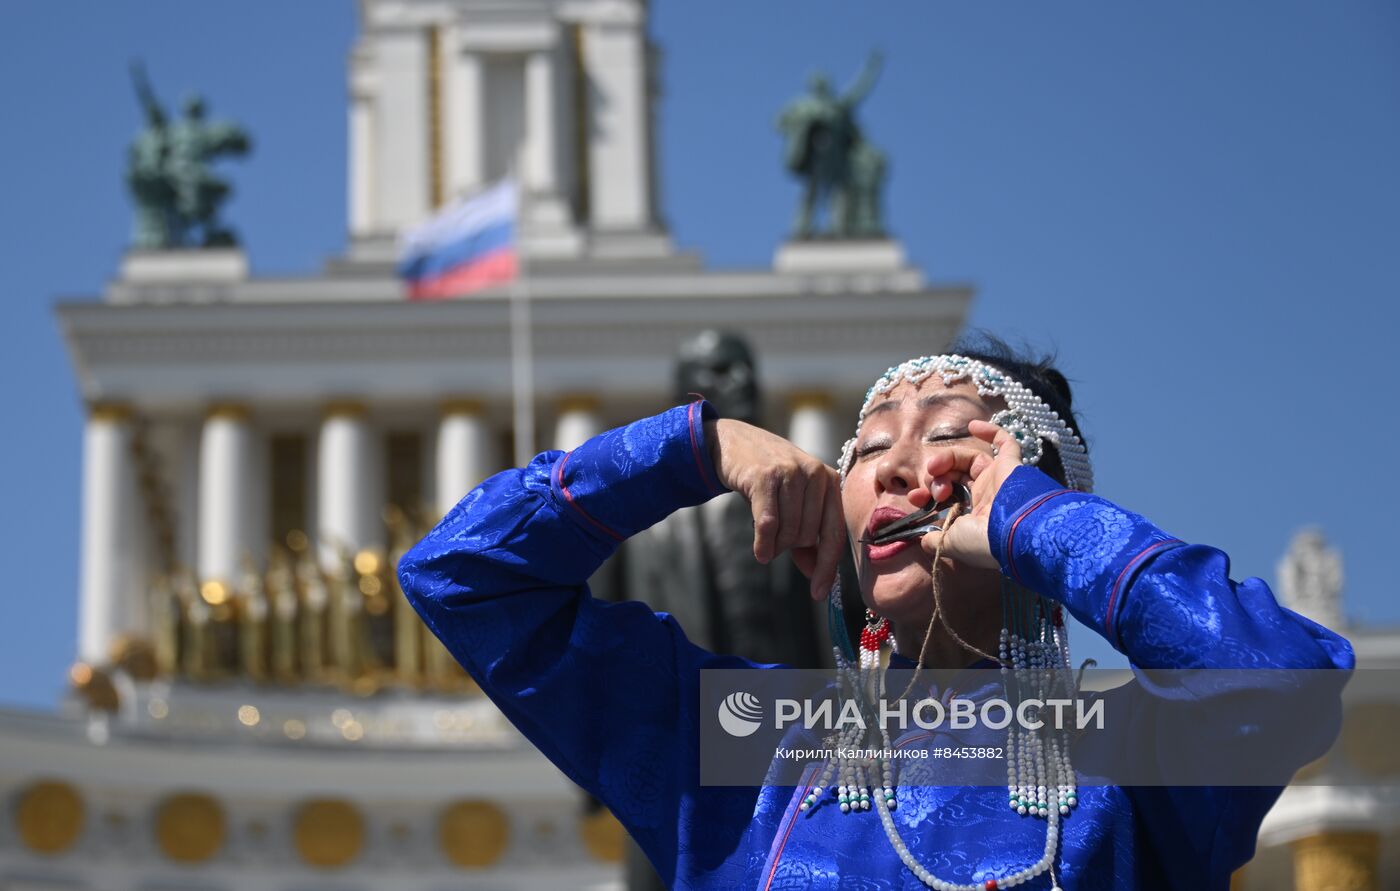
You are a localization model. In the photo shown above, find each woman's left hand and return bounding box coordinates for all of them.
[912,419,1024,570]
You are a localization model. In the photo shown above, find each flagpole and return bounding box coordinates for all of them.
[509,192,535,469]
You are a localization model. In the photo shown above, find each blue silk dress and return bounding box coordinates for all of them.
[397,400,1354,890]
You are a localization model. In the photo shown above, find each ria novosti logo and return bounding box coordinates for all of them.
[717,692,764,737]
[716,690,1104,737]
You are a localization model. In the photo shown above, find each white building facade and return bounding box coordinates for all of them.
[11,2,1389,889]
[2,0,968,888]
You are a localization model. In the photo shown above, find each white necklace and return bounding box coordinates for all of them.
[809,577,1076,890]
[819,351,1094,889]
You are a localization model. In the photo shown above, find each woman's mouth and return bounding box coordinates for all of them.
[864,505,922,563]
[866,538,914,562]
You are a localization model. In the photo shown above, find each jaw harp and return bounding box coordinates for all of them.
[860,483,973,546]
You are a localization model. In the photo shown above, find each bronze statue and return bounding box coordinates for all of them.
[149,573,180,677]
[295,545,328,682]
[629,331,823,663]
[386,507,425,685]
[237,553,269,682]
[777,50,887,239]
[622,331,826,890]
[126,61,250,248]
[266,547,300,683]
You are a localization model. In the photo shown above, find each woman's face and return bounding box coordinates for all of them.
[842,375,1005,626]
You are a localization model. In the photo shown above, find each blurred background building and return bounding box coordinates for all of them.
[1,1,1395,890]
[0,0,966,888]
[1241,530,1400,890]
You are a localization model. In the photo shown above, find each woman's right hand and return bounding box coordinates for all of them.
[705,418,846,600]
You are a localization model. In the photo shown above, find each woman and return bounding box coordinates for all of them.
[398,340,1353,890]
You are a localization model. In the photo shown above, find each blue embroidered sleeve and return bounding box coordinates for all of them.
[986,464,1355,885]
[987,464,1353,671]
[396,400,753,887]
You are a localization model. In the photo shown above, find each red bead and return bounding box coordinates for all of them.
[985,881,998,890]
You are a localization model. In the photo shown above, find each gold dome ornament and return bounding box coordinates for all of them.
[68,662,119,713]
[294,798,364,868]
[15,780,85,854]
[109,634,159,681]
[154,793,226,863]
[438,800,509,868]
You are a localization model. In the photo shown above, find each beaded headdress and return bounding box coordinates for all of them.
[837,353,1094,493]
[811,353,1092,891]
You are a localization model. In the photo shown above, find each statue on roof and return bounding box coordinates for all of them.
[1277,527,1345,630]
[777,50,888,240]
[126,61,252,249]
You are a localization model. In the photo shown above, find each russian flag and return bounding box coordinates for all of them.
[397,179,518,300]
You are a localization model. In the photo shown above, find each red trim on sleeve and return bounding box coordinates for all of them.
[554,451,625,541]
[687,400,722,496]
[1003,489,1071,584]
[1104,538,1182,646]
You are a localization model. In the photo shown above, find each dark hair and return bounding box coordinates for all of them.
[947,331,1088,488]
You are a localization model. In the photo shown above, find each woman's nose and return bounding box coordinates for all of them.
[874,440,921,495]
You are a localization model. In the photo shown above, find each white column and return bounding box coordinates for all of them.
[581,18,653,229]
[373,27,430,229]
[347,48,376,235]
[554,395,602,452]
[788,392,837,464]
[526,48,560,197]
[446,41,485,197]
[556,33,577,205]
[79,404,137,664]
[197,405,253,587]
[436,400,499,516]
[317,402,382,566]
[348,94,374,235]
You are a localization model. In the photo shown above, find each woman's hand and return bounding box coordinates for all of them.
[914,419,1023,570]
[706,418,846,600]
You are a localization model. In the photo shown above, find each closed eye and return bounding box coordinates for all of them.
[926,427,972,444]
[855,439,889,459]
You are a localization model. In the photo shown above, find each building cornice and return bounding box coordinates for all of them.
[57,286,972,408]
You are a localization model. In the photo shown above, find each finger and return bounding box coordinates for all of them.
[968,452,995,481]
[809,476,846,599]
[795,467,825,549]
[929,476,965,504]
[772,471,805,556]
[968,419,1022,463]
[750,474,781,564]
[907,484,933,508]
[919,526,944,557]
[792,545,817,579]
[926,460,980,504]
[924,446,989,482]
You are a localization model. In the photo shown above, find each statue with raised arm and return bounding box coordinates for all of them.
[125,61,251,249]
[777,50,888,239]
[126,62,175,248]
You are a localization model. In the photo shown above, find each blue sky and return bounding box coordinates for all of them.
[2,1,1397,709]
